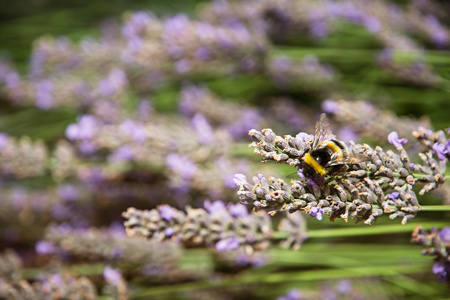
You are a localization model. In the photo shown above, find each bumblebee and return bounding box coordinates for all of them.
[302,113,365,177]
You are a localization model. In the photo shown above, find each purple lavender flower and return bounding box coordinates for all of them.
[439,227,450,243]
[295,132,314,143]
[432,142,448,161]
[120,120,147,142]
[388,131,408,149]
[386,192,400,200]
[321,99,339,114]
[336,279,352,294]
[34,79,54,109]
[65,115,98,141]
[309,207,324,221]
[216,236,240,251]
[35,241,56,254]
[362,15,381,33]
[233,173,248,186]
[204,200,226,213]
[159,205,176,221]
[109,145,134,162]
[338,127,357,143]
[57,184,79,202]
[194,46,211,61]
[165,153,197,179]
[191,113,214,145]
[424,15,449,47]
[175,59,191,74]
[98,68,127,97]
[103,266,123,286]
[0,133,10,150]
[228,203,248,217]
[278,289,302,300]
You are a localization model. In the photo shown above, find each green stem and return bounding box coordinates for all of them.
[274,221,449,239]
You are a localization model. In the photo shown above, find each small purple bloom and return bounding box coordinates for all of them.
[164,227,174,237]
[195,46,211,61]
[336,279,352,294]
[432,142,448,161]
[386,192,400,200]
[191,113,214,145]
[165,153,197,179]
[65,115,98,141]
[103,266,123,286]
[309,207,324,221]
[109,145,134,162]
[228,203,248,218]
[338,127,357,143]
[57,184,79,202]
[233,173,248,186]
[35,241,56,254]
[216,236,240,251]
[278,289,302,300]
[34,79,54,109]
[204,200,226,213]
[388,131,408,149]
[0,133,10,150]
[439,227,450,243]
[159,205,175,221]
[98,68,127,97]
[321,99,339,114]
[295,132,314,143]
[175,59,191,74]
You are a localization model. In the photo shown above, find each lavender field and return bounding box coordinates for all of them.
[0,0,449,299]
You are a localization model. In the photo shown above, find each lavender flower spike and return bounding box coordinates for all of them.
[122,201,273,252]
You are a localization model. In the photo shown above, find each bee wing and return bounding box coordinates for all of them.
[327,152,369,167]
[313,113,335,149]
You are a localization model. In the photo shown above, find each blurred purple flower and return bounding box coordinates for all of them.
[165,153,197,179]
[226,109,260,138]
[52,203,71,220]
[228,203,248,218]
[104,266,123,286]
[136,98,153,121]
[388,131,408,149]
[278,289,302,300]
[338,127,357,143]
[120,120,147,142]
[109,145,134,162]
[79,140,98,155]
[336,279,352,294]
[122,11,152,40]
[65,115,98,141]
[98,68,127,97]
[191,113,214,145]
[34,80,54,109]
[309,207,324,221]
[175,59,191,74]
[195,46,211,61]
[440,227,450,243]
[363,16,381,33]
[216,236,240,251]
[159,205,176,221]
[36,241,56,254]
[57,184,79,202]
[0,133,9,150]
[204,200,226,213]
[432,262,449,282]
[424,15,449,47]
